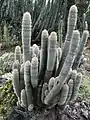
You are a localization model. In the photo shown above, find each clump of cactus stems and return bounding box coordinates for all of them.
[12,5,89,112]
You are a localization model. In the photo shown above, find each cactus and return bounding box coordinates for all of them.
[12,69,20,98]
[71,73,82,101]
[66,79,73,103]
[58,20,63,48]
[39,29,49,81]
[84,21,88,30]
[72,30,89,70]
[32,44,40,57]
[31,57,38,88]
[22,12,32,63]
[56,5,78,76]
[58,84,69,106]
[20,64,25,91]
[21,89,27,107]
[15,46,21,63]
[12,5,86,113]
[44,30,80,104]
[24,61,33,110]
[44,32,57,82]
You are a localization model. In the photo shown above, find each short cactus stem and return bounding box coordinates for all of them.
[12,69,20,98]
[31,57,38,88]
[71,72,82,101]
[15,46,21,63]
[21,89,27,108]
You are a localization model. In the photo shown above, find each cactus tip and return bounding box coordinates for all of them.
[70,5,78,13]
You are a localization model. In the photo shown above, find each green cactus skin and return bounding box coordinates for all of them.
[72,30,89,70]
[12,69,20,98]
[41,83,48,103]
[66,79,73,103]
[39,29,49,81]
[71,72,82,101]
[48,77,55,91]
[44,32,57,83]
[20,64,25,91]
[24,61,33,107]
[56,5,78,76]
[21,89,27,108]
[44,30,80,105]
[15,46,21,63]
[58,84,69,106]
[22,12,32,63]
[32,44,39,57]
[31,57,38,88]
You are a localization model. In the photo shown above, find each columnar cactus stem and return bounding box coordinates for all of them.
[39,29,48,81]
[48,77,55,91]
[56,5,78,76]
[72,30,89,70]
[15,46,21,63]
[44,32,57,82]
[22,12,32,63]
[21,89,27,107]
[31,57,38,88]
[20,64,25,91]
[71,73,82,101]
[41,83,48,103]
[66,79,73,103]
[12,69,20,98]
[44,30,80,104]
[24,61,33,109]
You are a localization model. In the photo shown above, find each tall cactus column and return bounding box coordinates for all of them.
[56,5,78,76]
[22,12,32,63]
